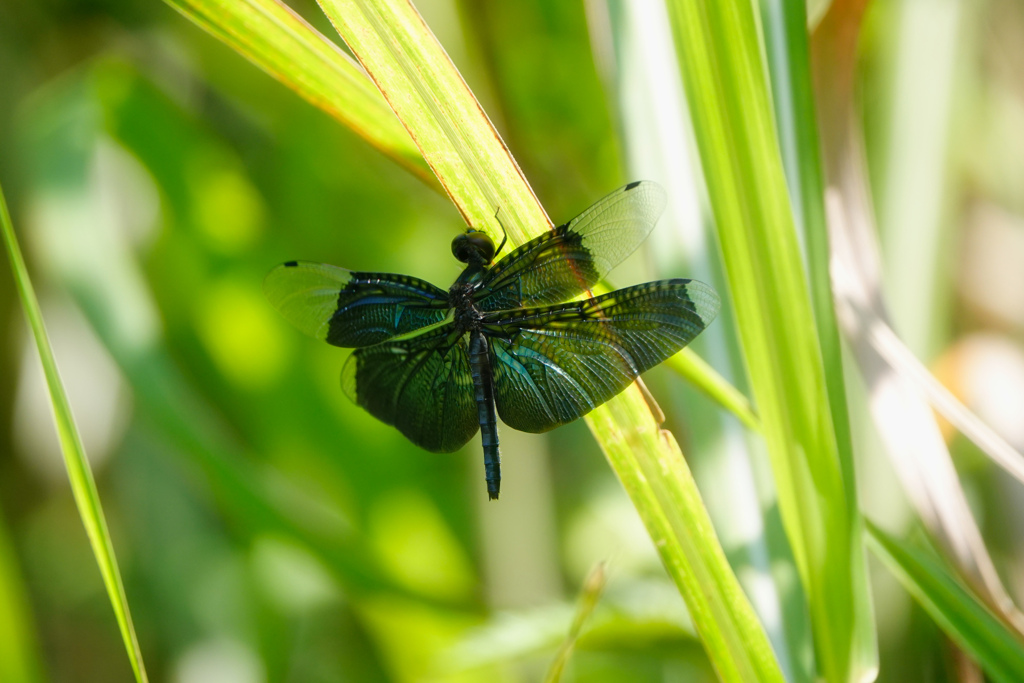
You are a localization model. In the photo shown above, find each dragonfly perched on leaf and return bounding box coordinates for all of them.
[265,181,719,499]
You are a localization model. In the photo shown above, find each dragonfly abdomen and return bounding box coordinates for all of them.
[469,330,501,500]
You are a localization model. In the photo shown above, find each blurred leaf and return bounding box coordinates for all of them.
[0,184,149,683]
[544,562,607,683]
[812,0,1024,633]
[164,0,434,184]
[17,68,459,610]
[0,508,43,683]
[867,522,1024,683]
[665,349,759,433]
[448,579,699,672]
[878,327,1024,487]
[368,491,476,601]
[757,0,856,506]
[665,0,876,680]
[357,596,481,682]
[758,2,875,674]
[874,0,962,360]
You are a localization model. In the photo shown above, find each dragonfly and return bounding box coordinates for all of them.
[264,181,719,499]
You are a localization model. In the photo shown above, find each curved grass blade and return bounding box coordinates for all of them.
[314,0,550,242]
[665,349,760,433]
[867,522,1024,683]
[310,1,785,680]
[0,185,149,683]
[585,6,814,679]
[162,0,764,463]
[544,563,607,683]
[757,3,877,675]
[665,1,875,680]
[757,0,858,512]
[589,402,787,683]
[164,0,434,184]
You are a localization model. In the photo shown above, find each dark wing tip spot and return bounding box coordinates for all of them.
[624,181,642,191]
[283,260,298,267]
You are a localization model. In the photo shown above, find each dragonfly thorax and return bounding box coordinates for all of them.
[449,280,485,335]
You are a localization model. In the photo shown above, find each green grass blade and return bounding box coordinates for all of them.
[758,0,859,511]
[589,4,813,678]
[544,563,607,683]
[589,400,786,683]
[314,0,550,242]
[0,185,149,683]
[164,0,434,184]
[665,1,874,680]
[867,522,1024,683]
[0,509,43,683]
[308,2,785,680]
[758,1,877,672]
[665,349,760,433]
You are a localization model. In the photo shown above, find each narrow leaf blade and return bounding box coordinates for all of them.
[315,0,550,243]
[665,1,876,680]
[165,0,433,183]
[867,522,1024,683]
[0,186,149,682]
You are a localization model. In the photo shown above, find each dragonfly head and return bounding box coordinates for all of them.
[452,229,496,265]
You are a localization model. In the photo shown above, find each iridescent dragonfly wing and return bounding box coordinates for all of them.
[342,325,478,453]
[475,181,667,311]
[264,261,450,347]
[483,279,720,433]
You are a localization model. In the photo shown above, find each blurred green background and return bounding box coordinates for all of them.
[2,0,1024,681]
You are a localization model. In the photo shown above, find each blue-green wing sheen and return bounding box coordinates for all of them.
[342,326,478,453]
[264,261,449,347]
[475,182,667,311]
[483,280,719,433]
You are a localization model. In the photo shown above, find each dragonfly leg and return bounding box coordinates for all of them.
[469,330,501,499]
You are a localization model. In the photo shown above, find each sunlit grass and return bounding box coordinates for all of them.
[0,184,148,682]
[3,0,1024,680]
[868,522,1024,682]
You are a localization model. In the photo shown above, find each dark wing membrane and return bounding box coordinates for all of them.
[264,261,450,347]
[475,182,667,311]
[484,279,719,433]
[342,326,478,453]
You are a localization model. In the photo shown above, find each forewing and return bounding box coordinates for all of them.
[476,182,667,311]
[485,279,719,432]
[264,261,450,347]
[342,326,478,453]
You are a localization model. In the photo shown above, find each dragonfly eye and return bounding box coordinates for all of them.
[451,230,496,264]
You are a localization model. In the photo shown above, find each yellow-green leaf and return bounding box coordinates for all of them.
[315,0,550,241]
[665,0,876,680]
[868,522,1024,683]
[164,0,433,183]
